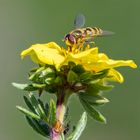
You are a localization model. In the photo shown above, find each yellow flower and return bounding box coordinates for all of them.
[21,42,137,83]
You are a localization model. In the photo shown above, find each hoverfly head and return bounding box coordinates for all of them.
[64,34,76,45]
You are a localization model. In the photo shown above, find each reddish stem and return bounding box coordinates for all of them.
[51,90,71,140]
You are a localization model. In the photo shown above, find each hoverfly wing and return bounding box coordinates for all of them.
[99,30,115,36]
[74,14,85,29]
[84,30,115,43]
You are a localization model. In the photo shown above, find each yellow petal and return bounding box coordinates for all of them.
[81,53,137,72]
[107,69,124,83]
[60,47,98,67]
[21,42,65,66]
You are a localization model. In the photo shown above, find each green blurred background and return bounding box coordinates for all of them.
[0,0,139,140]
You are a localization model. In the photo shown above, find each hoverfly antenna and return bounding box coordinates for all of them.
[74,14,85,29]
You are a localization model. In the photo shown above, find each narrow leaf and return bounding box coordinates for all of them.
[26,116,47,137]
[80,99,106,123]
[95,84,114,91]
[12,83,37,91]
[38,120,51,136]
[23,96,36,113]
[48,99,56,125]
[79,93,109,105]
[67,112,87,140]
[12,83,28,90]
[60,133,65,140]
[45,102,49,117]
[16,106,40,120]
[38,99,49,117]
[29,92,46,118]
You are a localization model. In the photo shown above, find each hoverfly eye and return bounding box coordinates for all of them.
[68,34,75,44]
[65,34,70,39]
[65,34,75,44]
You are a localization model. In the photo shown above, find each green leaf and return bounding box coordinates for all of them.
[48,99,56,126]
[45,102,49,117]
[26,116,50,137]
[38,99,49,117]
[30,67,39,73]
[79,99,106,123]
[29,92,46,119]
[12,83,28,90]
[79,93,109,105]
[60,133,65,140]
[23,96,36,113]
[12,83,37,91]
[95,83,114,91]
[16,106,40,120]
[67,70,78,83]
[67,112,87,140]
[26,116,46,137]
[38,120,51,136]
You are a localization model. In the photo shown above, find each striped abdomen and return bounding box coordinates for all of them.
[71,27,103,38]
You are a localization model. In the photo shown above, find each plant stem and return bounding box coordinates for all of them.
[51,90,71,140]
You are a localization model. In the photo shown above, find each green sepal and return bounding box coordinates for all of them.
[54,76,63,85]
[29,66,45,81]
[86,84,100,95]
[79,72,92,82]
[72,64,85,75]
[45,77,54,85]
[67,70,78,83]
[88,79,100,84]
[16,106,40,120]
[79,93,109,105]
[92,69,109,79]
[32,83,46,88]
[79,99,106,123]
[39,67,55,78]
[68,61,76,69]
[29,92,46,119]
[48,99,57,126]
[26,116,50,137]
[67,112,87,140]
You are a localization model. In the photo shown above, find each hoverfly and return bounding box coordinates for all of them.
[64,14,114,51]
